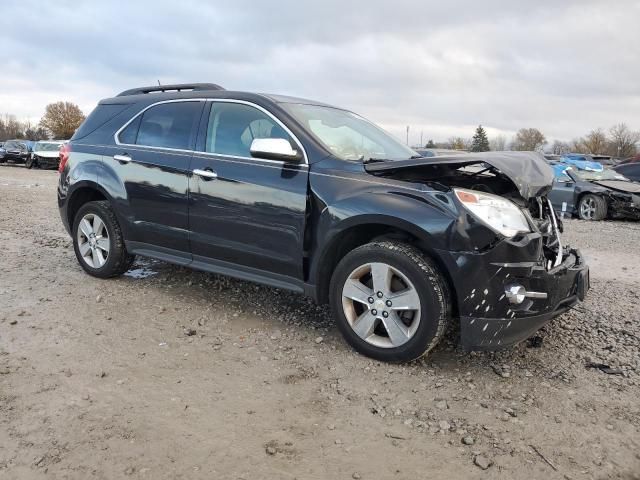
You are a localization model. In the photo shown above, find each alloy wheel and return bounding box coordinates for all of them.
[580,197,596,220]
[77,213,110,268]
[341,262,421,348]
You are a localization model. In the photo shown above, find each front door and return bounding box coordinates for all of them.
[548,172,577,218]
[107,100,204,255]
[188,100,309,282]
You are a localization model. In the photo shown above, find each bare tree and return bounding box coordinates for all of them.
[512,128,547,151]
[1,114,25,139]
[570,138,588,154]
[609,123,640,158]
[582,128,607,154]
[551,140,571,155]
[39,101,85,139]
[489,135,507,151]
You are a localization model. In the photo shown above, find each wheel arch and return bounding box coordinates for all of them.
[66,181,113,231]
[311,216,458,315]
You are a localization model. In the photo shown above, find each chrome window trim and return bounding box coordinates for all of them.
[193,150,309,167]
[191,153,308,171]
[113,98,309,165]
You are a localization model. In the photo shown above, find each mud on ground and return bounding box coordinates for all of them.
[1,165,639,479]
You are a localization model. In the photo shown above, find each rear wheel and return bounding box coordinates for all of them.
[578,194,607,221]
[72,201,135,278]
[329,241,450,362]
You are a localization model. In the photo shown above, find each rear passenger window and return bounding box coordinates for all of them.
[205,102,293,158]
[119,101,202,150]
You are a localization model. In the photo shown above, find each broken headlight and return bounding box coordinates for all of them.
[454,188,531,238]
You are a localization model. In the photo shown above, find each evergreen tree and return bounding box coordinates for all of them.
[471,125,490,152]
[425,139,436,148]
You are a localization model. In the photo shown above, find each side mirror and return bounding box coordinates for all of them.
[250,138,301,162]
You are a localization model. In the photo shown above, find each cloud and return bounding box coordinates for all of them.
[1,0,639,144]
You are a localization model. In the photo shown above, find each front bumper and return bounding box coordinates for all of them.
[436,236,589,350]
[35,155,60,169]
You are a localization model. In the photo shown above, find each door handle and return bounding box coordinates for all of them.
[114,154,132,164]
[193,168,218,180]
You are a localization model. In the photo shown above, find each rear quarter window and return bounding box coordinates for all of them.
[72,104,133,140]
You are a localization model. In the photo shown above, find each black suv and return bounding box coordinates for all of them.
[58,83,589,362]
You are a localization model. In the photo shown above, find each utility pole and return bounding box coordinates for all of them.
[406,125,410,145]
[420,130,423,147]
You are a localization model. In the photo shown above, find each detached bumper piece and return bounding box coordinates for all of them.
[435,233,589,350]
[461,248,588,349]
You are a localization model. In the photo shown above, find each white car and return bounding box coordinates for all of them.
[28,140,67,169]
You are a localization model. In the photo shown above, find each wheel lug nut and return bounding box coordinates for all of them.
[382,311,389,318]
[376,291,383,298]
[368,297,374,304]
[371,309,377,316]
[386,300,392,307]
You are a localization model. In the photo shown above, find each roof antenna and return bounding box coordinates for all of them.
[157,79,161,86]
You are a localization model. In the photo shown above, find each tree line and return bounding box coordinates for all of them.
[425,123,640,158]
[0,102,86,142]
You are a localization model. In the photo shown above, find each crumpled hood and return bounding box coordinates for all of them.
[34,151,60,158]
[592,179,640,194]
[364,151,555,199]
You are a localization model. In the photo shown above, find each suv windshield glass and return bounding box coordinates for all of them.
[282,103,417,161]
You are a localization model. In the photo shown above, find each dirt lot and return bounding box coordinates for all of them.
[1,165,639,480]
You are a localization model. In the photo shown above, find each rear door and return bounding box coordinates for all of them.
[188,100,309,282]
[107,100,205,257]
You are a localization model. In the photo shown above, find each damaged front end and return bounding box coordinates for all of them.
[365,151,590,349]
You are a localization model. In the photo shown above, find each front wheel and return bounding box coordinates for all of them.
[578,194,607,221]
[329,241,450,362]
[72,200,135,278]
[25,157,35,169]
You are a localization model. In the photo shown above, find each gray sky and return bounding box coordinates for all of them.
[1,0,639,145]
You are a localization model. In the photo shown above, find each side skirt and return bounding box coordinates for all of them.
[126,241,309,295]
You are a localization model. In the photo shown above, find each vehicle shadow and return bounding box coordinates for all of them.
[120,257,543,375]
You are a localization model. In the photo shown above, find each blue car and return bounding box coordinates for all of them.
[560,154,604,172]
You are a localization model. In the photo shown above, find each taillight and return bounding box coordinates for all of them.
[58,143,70,173]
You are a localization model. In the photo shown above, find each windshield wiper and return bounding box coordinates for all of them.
[363,157,387,164]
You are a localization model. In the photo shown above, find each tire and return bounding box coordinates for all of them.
[25,157,34,169]
[329,241,450,362]
[72,200,135,278]
[578,194,607,221]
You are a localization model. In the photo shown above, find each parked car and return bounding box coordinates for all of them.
[0,139,33,164]
[57,83,589,362]
[613,162,640,182]
[548,165,640,220]
[543,154,562,163]
[28,140,66,169]
[560,153,605,172]
[0,142,5,160]
[618,153,640,165]
[414,148,468,157]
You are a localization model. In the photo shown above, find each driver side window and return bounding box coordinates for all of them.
[206,102,293,158]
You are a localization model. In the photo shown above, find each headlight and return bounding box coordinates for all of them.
[454,188,531,238]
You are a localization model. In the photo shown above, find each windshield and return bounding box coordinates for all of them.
[282,103,418,161]
[34,142,63,152]
[570,167,629,182]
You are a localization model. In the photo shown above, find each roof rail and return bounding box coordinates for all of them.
[116,83,225,97]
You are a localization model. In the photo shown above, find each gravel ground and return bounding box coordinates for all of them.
[1,165,639,479]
